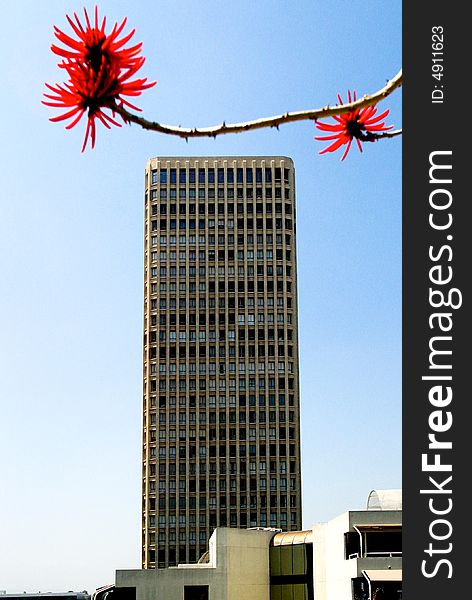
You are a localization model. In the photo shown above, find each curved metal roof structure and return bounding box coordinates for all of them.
[367,489,402,510]
[271,529,313,546]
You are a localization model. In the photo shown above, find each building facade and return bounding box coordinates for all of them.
[114,490,402,600]
[142,156,302,568]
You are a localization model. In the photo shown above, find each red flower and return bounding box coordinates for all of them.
[43,7,156,151]
[315,90,393,161]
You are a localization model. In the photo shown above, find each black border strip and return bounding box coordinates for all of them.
[403,2,468,597]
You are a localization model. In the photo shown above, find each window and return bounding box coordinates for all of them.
[184,586,209,600]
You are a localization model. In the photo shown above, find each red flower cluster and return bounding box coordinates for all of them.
[315,91,393,161]
[43,7,155,151]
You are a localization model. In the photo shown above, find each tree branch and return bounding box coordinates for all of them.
[113,69,402,140]
[364,129,403,141]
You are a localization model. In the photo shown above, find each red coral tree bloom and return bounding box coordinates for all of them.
[315,90,393,161]
[43,7,156,151]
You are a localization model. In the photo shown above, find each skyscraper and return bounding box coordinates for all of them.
[142,156,302,568]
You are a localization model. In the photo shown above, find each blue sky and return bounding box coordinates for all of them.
[0,0,401,593]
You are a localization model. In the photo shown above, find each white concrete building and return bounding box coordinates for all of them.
[115,528,275,600]
[105,490,401,600]
[313,489,402,600]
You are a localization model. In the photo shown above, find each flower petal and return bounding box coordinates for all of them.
[340,139,353,161]
[45,8,155,150]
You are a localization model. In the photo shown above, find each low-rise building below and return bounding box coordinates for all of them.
[108,489,401,600]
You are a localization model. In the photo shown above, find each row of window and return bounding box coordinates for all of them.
[149,372,275,380]
[148,282,293,296]
[149,410,295,424]
[149,377,295,391]
[148,296,291,309]
[149,218,293,231]
[150,269,292,283]
[145,427,295,440]
[148,503,294,516]
[148,547,205,566]
[148,431,295,444]
[149,194,291,208]
[147,495,298,509]
[150,532,210,545]
[146,408,296,422]
[148,411,294,424]
[150,248,291,261]
[147,327,293,339]
[147,489,297,502]
[146,423,296,435]
[148,504,297,528]
[149,233,291,246]
[150,315,292,328]
[148,479,296,498]
[149,459,295,475]
[148,392,295,406]
[149,420,294,431]
[150,292,286,308]
[149,330,293,344]
[151,315,293,328]
[151,167,291,185]
[149,511,293,530]
[147,432,295,446]
[149,362,293,374]
[148,414,296,431]
[149,272,293,284]
[150,346,292,360]
[147,284,294,299]
[147,458,297,474]
[146,424,296,436]
[150,529,210,540]
[149,193,293,208]
[150,328,292,343]
[149,498,296,514]
[147,266,293,279]
[148,353,294,365]
[148,346,292,359]
[149,304,292,317]
[149,188,291,203]
[146,427,296,441]
[149,326,292,338]
[146,394,294,410]
[148,442,297,457]
[145,431,296,444]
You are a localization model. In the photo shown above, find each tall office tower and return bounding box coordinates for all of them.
[142,157,302,568]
